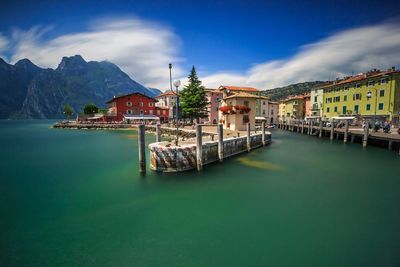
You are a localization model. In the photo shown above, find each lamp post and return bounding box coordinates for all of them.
[366,88,377,130]
[173,80,181,146]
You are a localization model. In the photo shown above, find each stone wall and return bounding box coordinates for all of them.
[149,132,272,172]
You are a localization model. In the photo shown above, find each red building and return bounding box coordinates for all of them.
[155,106,170,123]
[106,92,158,122]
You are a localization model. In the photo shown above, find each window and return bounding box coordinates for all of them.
[243,115,249,124]
[355,83,361,88]
[126,101,132,107]
[379,90,385,97]
[334,96,340,102]
[263,101,266,105]
[157,110,160,115]
[140,110,144,115]
[366,104,371,111]
[367,80,375,87]
[381,78,387,84]
[216,98,220,102]
[354,105,359,113]
[262,110,266,115]
[126,109,132,114]
[378,103,384,110]
[140,102,144,107]
[342,106,347,114]
[148,102,154,107]
[326,97,332,103]
[327,107,330,113]
[353,93,361,100]
[314,96,317,102]
[344,95,348,101]
[334,106,338,112]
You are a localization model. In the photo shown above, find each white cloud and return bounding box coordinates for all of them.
[0,33,9,57]
[8,17,183,88]
[200,21,400,89]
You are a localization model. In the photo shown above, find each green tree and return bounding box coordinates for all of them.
[63,104,74,119]
[179,66,208,122]
[83,103,98,115]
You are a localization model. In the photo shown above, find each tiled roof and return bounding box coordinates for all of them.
[320,69,399,89]
[106,92,155,103]
[219,85,260,92]
[155,90,178,97]
[224,91,267,100]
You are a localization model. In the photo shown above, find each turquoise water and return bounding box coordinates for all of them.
[1,121,399,266]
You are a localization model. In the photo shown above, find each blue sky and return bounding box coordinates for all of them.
[0,0,399,89]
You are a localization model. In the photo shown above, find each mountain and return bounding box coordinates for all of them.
[0,58,42,118]
[0,55,160,119]
[147,87,162,96]
[262,81,327,101]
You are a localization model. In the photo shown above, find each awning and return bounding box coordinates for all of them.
[87,114,104,120]
[255,116,267,121]
[331,116,355,120]
[124,115,160,120]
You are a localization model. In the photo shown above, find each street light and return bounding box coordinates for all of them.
[366,88,377,130]
[173,80,181,146]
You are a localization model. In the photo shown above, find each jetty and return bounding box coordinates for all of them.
[277,121,400,154]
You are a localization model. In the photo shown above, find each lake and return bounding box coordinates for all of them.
[1,121,399,266]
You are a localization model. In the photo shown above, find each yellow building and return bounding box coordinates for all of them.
[278,96,305,122]
[322,68,400,124]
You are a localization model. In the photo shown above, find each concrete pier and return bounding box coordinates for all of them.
[138,124,146,174]
[344,120,349,144]
[363,126,369,148]
[196,125,203,171]
[218,124,224,162]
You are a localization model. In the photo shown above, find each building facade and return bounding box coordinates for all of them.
[155,91,178,120]
[106,93,158,122]
[204,88,222,124]
[310,88,324,118]
[321,68,400,124]
[268,101,279,124]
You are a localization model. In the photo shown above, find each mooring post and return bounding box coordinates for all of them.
[156,123,161,142]
[301,121,305,134]
[343,120,349,144]
[138,124,146,174]
[362,125,369,148]
[262,121,266,146]
[218,123,224,162]
[330,122,334,140]
[247,122,251,152]
[319,120,323,138]
[196,124,203,171]
[388,140,392,150]
[309,121,313,135]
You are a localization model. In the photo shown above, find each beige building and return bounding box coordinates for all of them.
[154,90,178,120]
[219,89,267,131]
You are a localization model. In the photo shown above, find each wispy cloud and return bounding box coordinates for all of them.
[3,18,400,90]
[7,17,183,88]
[200,21,400,89]
[0,33,9,58]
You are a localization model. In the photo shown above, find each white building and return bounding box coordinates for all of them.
[310,88,324,118]
[155,91,178,120]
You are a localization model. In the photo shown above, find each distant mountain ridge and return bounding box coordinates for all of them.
[262,81,327,101]
[0,55,162,119]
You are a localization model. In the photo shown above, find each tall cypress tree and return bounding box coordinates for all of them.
[180,66,208,122]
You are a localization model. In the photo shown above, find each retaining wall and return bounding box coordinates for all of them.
[149,132,271,172]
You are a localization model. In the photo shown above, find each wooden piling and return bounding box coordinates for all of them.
[351,134,355,143]
[343,120,349,144]
[362,125,369,148]
[262,121,266,146]
[301,121,305,134]
[309,121,313,135]
[330,123,334,140]
[247,122,251,152]
[218,124,224,162]
[155,124,161,142]
[319,120,323,138]
[388,140,392,151]
[138,124,146,174]
[196,124,203,171]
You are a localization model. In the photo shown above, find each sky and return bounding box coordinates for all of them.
[0,0,400,90]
